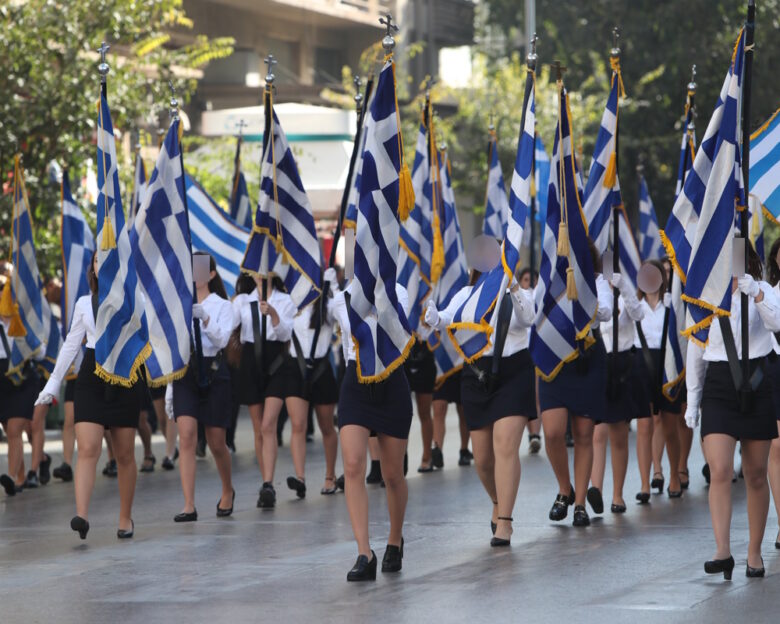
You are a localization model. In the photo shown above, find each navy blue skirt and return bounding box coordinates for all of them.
[0,364,37,422]
[433,370,462,404]
[633,348,683,415]
[173,356,232,429]
[338,361,412,439]
[404,343,436,394]
[600,350,637,424]
[74,349,142,429]
[538,339,606,419]
[768,355,780,421]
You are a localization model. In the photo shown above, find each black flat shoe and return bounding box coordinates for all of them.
[139,455,156,473]
[667,487,683,499]
[1,474,15,497]
[257,482,276,508]
[53,462,73,482]
[417,463,433,473]
[611,503,627,514]
[366,460,382,484]
[174,510,198,523]
[458,449,471,466]
[702,463,711,485]
[335,475,345,491]
[102,459,117,477]
[39,453,52,485]
[286,476,306,499]
[746,559,765,578]
[24,471,39,489]
[679,469,690,490]
[636,491,650,504]
[704,556,734,580]
[490,517,512,547]
[528,433,542,454]
[549,486,574,521]
[347,551,377,582]
[71,516,89,540]
[651,472,664,494]
[217,489,236,517]
[117,520,134,539]
[431,445,444,469]
[572,505,590,527]
[382,538,404,572]
[161,456,175,471]
[587,486,604,515]
[321,477,338,495]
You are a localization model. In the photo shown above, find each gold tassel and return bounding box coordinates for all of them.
[100,214,117,250]
[603,152,617,189]
[530,175,536,199]
[397,163,415,222]
[566,267,578,301]
[431,207,445,283]
[8,303,26,337]
[0,280,14,316]
[557,222,569,257]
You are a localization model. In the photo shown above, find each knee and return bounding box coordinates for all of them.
[474,453,494,475]
[114,447,135,466]
[709,461,733,484]
[382,470,405,491]
[260,419,277,438]
[342,454,365,480]
[743,467,768,491]
[573,427,593,447]
[77,442,102,461]
[178,427,197,451]
[290,419,306,435]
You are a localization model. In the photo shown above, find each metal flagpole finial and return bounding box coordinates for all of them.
[168,81,179,121]
[264,54,277,85]
[527,32,538,70]
[353,75,363,110]
[611,26,621,59]
[379,13,399,53]
[236,119,248,138]
[550,60,567,82]
[97,41,110,83]
[488,111,495,132]
[688,64,697,92]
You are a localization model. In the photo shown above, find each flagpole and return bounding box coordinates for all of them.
[230,119,247,215]
[527,34,538,276]
[610,29,621,398]
[98,42,109,101]
[740,0,755,404]
[169,84,206,387]
[261,55,277,351]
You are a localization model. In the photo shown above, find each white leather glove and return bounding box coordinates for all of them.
[663,292,672,308]
[738,275,760,298]
[324,267,338,287]
[609,272,623,290]
[35,391,55,406]
[192,303,209,322]
[684,404,700,429]
[424,299,439,327]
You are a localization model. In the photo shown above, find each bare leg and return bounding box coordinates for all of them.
[702,434,736,560]
[741,439,771,569]
[30,404,48,471]
[62,401,75,465]
[5,418,26,484]
[432,399,447,449]
[527,418,541,436]
[457,405,469,451]
[176,416,198,513]
[315,404,338,489]
[608,421,629,506]
[205,426,234,509]
[340,425,371,556]
[660,411,682,492]
[415,392,433,467]
[677,410,694,485]
[248,403,264,474]
[378,434,409,547]
[591,423,608,492]
[651,413,665,479]
[492,416,527,541]
[470,426,497,525]
[542,408,572,495]
[636,417,653,495]
[104,431,115,461]
[572,415,594,507]
[259,397,283,482]
[110,427,137,531]
[73,422,104,519]
[137,410,154,468]
[286,396,310,480]
[768,425,780,544]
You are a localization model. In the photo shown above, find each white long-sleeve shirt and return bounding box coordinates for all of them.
[196,293,237,356]
[331,282,409,363]
[595,274,613,323]
[233,289,296,344]
[601,291,644,353]
[289,300,337,360]
[0,318,11,360]
[634,298,666,349]
[686,281,780,411]
[433,284,535,357]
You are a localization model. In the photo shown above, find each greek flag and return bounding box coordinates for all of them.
[428,149,468,383]
[447,70,534,362]
[397,122,433,333]
[672,29,746,345]
[130,120,193,385]
[638,176,664,260]
[128,151,147,226]
[344,98,372,231]
[534,133,551,238]
[747,194,764,262]
[61,170,95,334]
[530,83,599,380]
[94,94,150,385]
[347,60,414,382]
[230,137,253,230]
[483,131,509,239]
[242,106,321,309]
[662,273,687,400]
[185,175,249,297]
[749,108,780,223]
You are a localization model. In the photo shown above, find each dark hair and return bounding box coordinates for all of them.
[469,269,482,286]
[637,259,668,299]
[194,251,227,299]
[270,276,285,293]
[87,251,98,294]
[768,238,780,286]
[309,269,326,329]
[235,273,256,296]
[746,239,763,281]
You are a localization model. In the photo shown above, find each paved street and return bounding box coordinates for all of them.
[1,408,778,624]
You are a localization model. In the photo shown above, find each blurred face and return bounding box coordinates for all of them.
[520,272,531,289]
[92,252,98,274]
[774,247,780,272]
[662,260,671,282]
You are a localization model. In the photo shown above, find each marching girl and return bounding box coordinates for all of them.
[404,320,436,473]
[426,269,536,546]
[170,252,236,522]
[633,260,683,498]
[233,272,299,507]
[519,267,543,454]
[334,280,412,580]
[686,241,780,579]
[431,367,471,468]
[36,252,139,539]
[590,272,644,513]
[288,267,341,495]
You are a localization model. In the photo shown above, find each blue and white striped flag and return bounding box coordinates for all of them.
[447,69,534,362]
[747,194,764,262]
[671,29,746,345]
[749,109,780,224]
[130,120,193,385]
[94,94,150,385]
[230,136,253,230]
[483,130,510,239]
[344,93,374,231]
[185,175,249,297]
[638,176,664,260]
[128,150,147,226]
[530,83,599,380]
[242,105,321,309]
[397,122,433,333]
[534,133,551,238]
[347,59,414,382]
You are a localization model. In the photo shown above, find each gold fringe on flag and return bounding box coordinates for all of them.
[603,152,617,189]
[0,282,26,337]
[557,222,569,257]
[398,162,415,222]
[566,267,578,300]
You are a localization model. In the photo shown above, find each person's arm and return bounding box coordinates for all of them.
[751,280,780,331]
[200,299,236,350]
[268,295,295,341]
[684,343,706,428]
[509,287,535,328]
[596,274,613,322]
[38,302,86,400]
[436,288,469,328]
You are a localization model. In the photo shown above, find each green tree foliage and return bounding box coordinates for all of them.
[0,0,233,276]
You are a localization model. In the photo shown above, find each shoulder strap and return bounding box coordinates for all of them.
[91,292,99,323]
[634,321,658,396]
[717,315,743,391]
[250,300,263,368]
[290,330,307,379]
[491,292,514,376]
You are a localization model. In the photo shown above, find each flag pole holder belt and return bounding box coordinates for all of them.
[469,293,512,395]
[717,316,762,414]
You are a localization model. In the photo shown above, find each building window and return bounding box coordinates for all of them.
[314,47,345,85]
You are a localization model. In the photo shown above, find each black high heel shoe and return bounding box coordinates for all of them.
[679,469,690,490]
[71,516,89,540]
[490,517,512,547]
[347,551,377,582]
[651,472,664,494]
[549,486,575,521]
[610,503,627,514]
[382,538,404,572]
[704,556,735,580]
[635,491,650,504]
[667,486,683,499]
[746,558,765,578]
[217,489,235,517]
[491,500,497,535]
[117,520,134,539]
